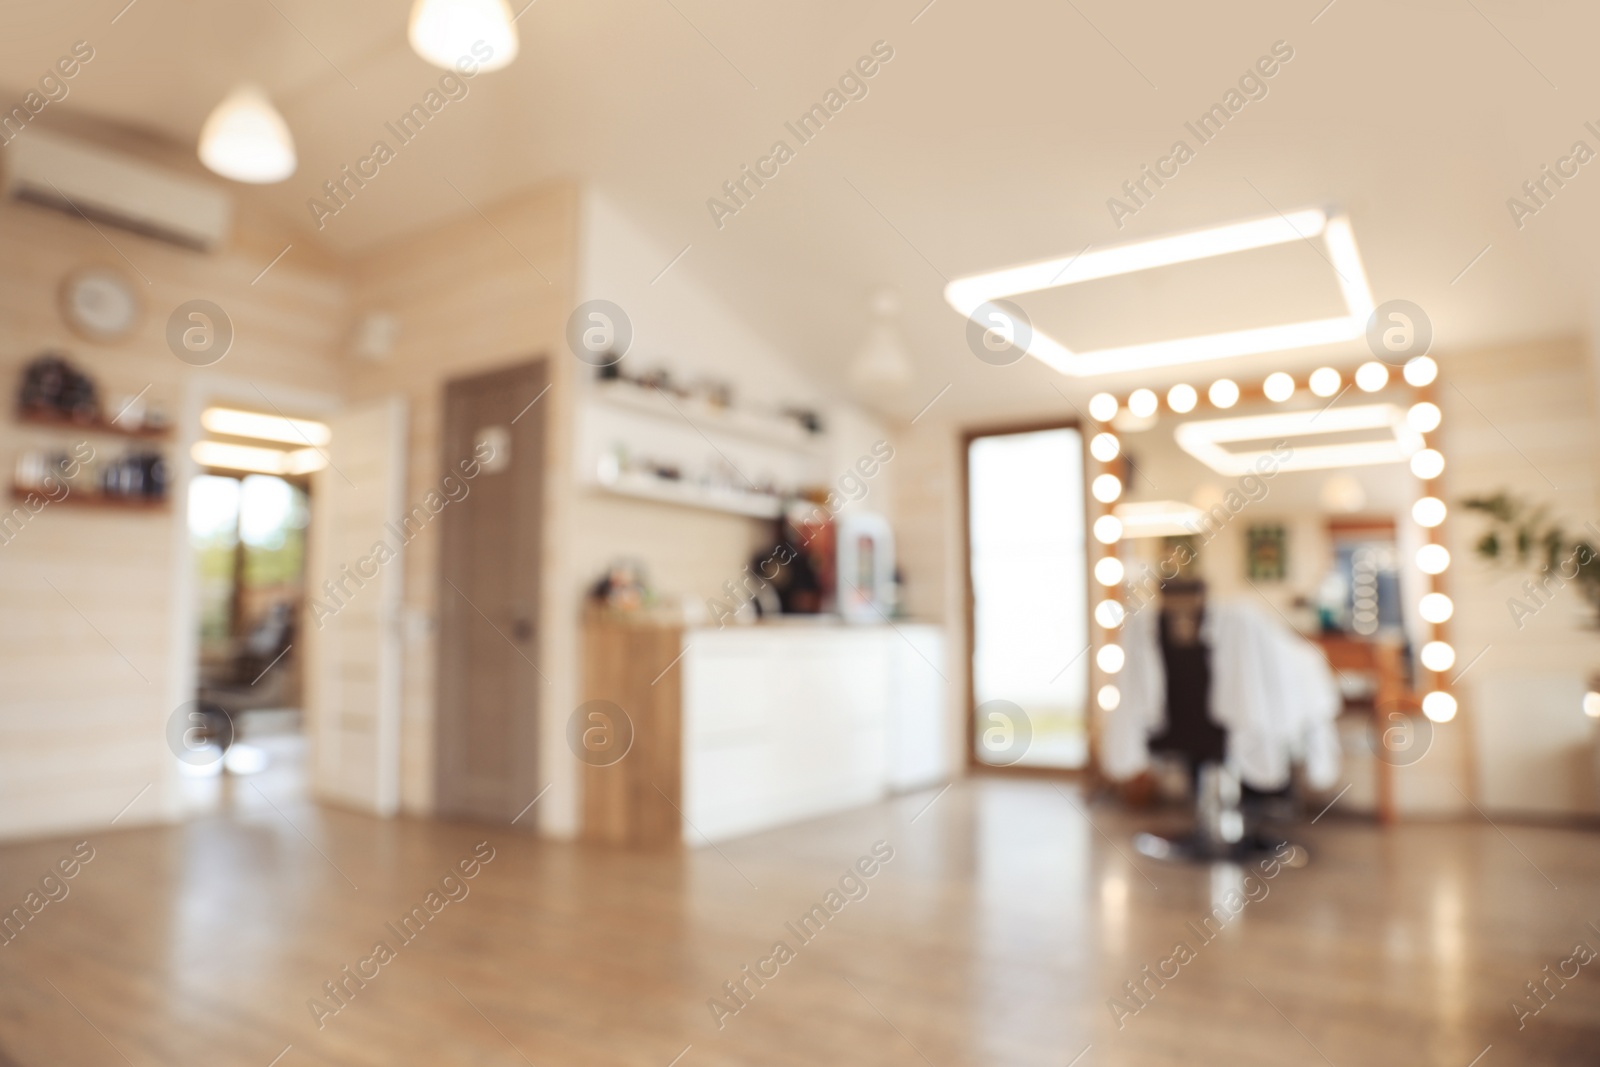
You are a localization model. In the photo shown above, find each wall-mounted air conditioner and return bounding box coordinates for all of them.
[2,130,233,252]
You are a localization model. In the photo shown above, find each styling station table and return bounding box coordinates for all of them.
[581,615,948,846]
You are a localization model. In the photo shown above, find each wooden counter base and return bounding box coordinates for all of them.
[580,616,683,846]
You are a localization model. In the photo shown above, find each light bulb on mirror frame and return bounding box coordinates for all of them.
[1263,372,1295,402]
[1093,515,1123,544]
[1096,645,1125,673]
[1309,367,1341,397]
[1089,393,1119,422]
[1422,691,1457,723]
[1407,402,1442,433]
[1419,593,1454,624]
[1404,356,1438,386]
[1420,641,1455,672]
[1413,497,1447,527]
[1416,544,1450,574]
[1410,449,1445,480]
[1208,379,1239,408]
[1355,361,1389,392]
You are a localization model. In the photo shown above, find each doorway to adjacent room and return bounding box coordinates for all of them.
[180,402,328,808]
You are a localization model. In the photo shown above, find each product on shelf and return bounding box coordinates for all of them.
[17,353,99,423]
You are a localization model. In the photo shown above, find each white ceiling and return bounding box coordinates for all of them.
[5,0,1598,421]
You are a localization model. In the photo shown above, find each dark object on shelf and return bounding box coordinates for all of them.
[590,558,650,612]
[749,538,819,616]
[638,367,683,396]
[13,447,84,495]
[778,507,833,613]
[17,353,99,423]
[692,378,734,409]
[782,406,824,434]
[101,451,168,500]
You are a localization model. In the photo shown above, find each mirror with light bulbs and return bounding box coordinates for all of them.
[1083,356,1457,750]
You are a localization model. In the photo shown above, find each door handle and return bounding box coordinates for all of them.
[511,617,535,642]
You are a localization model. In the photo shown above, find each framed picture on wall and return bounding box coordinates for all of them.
[1246,524,1287,581]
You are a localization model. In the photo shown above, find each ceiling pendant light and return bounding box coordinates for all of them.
[849,288,914,393]
[409,0,519,72]
[198,85,297,184]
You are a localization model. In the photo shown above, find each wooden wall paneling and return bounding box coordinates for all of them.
[0,180,348,841]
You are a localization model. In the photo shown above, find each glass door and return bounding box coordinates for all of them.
[967,427,1089,768]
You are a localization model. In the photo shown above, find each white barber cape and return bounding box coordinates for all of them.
[1101,597,1342,791]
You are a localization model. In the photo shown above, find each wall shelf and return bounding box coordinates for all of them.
[589,382,822,453]
[15,408,171,441]
[594,471,783,520]
[9,485,168,511]
[578,378,827,523]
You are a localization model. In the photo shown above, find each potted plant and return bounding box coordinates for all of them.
[1461,493,1600,627]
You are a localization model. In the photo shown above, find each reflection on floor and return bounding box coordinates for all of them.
[0,778,1595,1066]
[178,708,307,816]
[1011,714,1089,769]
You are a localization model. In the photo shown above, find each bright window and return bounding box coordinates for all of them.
[967,428,1089,768]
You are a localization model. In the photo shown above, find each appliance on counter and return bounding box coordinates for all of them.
[836,511,895,623]
[734,502,832,619]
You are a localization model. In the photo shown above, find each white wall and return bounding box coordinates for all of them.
[1442,339,1600,818]
[555,189,893,832]
[577,192,826,414]
[571,189,895,604]
[885,421,969,776]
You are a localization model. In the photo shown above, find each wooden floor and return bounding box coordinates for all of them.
[0,777,1596,1066]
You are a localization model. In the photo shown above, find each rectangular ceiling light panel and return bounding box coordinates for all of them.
[191,440,329,476]
[944,210,1374,377]
[1112,500,1209,539]
[1174,403,1422,476]
[201,406,332,446]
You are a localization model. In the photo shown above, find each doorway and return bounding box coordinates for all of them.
[964,424,1090,770]
[435,360,548,822]
[181,403,327,808]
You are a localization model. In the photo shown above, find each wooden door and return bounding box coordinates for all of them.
[305,396,407,816]
[435,361,547,823]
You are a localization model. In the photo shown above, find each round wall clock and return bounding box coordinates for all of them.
[60,265,142,344]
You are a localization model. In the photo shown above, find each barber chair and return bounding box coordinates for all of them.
[1131,581,1308,866]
